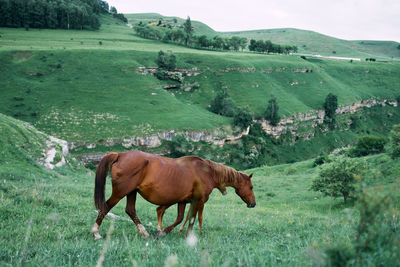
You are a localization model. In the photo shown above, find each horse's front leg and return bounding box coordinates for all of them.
[186,199,200,237]
[125,191,149,238]
[197,203,205,235]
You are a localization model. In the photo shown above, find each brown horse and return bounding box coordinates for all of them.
[90,150,256,240]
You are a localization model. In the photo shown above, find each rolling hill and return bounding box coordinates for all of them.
[125,13,400,60]
[0,12,398,266]
[0,14,400,162]
[125,13,217,36]
[221,28,400,59]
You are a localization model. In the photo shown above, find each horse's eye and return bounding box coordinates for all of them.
[250,186,253,190]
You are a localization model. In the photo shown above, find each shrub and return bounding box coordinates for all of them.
[323,93,338,129]
[350,115,360,129]
[154,69,169,80]
[313,154,327,167]
[156,50,176,71]
[350,135,387,157]
[389,124,400,158]
[233,107,253,131]
[249,122,268,138]
[325,185,400,266]
[264,95,280,126]
[167,134,193,157]
[311,156,366,203]
[209,89,236,117]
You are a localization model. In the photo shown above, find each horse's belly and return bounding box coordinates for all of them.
[137,184,192,205]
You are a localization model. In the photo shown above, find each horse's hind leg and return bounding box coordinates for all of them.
[163,203,186,234]
[91,194,121,240]
[156,205,170,238]
[125,191,149,238]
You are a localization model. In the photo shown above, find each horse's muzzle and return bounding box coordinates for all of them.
[247,202,256,208]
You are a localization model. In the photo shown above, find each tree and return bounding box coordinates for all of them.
[311,156,366,203]
[183,16,193,46]
[248,39,256,51]
[233,107,253,130]
[239,37,247,51]
[264,95,280,126]
[155,50,176,71]
[323,93,338,129]
[212,36,224,50]
[109,6,117,14]
[230,36,241,51]
[209,88,236,117]
[197,35,210,48]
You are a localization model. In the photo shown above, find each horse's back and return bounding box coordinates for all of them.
[111,151,212,205]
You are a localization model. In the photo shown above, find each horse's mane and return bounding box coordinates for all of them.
[204,159,242,185]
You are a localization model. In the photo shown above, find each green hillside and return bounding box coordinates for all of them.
[1,15,400,145]
[0,114,398,265]
[124,13,400,59]
[125,13,217,36]
[220,28,400,59]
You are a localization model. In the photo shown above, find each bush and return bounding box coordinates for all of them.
[264,95,280,126]
[323,93,338,129]
[209,89,236,117]
[249,122,268,138]
[154,69,169,80]
[389,124,400,158]
[313,154,327,167]
[325,185,400,266]
[156,50,176,71]
[311,156,366,203]
[350,135,387,157]
[167,134,193,157]
[233,107,253,131]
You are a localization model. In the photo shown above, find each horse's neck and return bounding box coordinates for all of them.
[213,168,238,188]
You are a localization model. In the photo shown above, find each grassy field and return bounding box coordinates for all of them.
[0,113,398,266]
[1,14,400,144]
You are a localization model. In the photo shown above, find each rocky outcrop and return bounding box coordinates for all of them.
[218,67,256,73]
[259,98,397,139]
[136,66,203,77]
[71,128,249,151]
[41,136,69,170]
[78,128,250,164]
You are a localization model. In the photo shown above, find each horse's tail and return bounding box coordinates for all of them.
[94,152,119,211]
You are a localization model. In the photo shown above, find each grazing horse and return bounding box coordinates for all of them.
[90,150,256,240]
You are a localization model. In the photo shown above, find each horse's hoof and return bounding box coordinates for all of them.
[137,224,149,239]
[157,230,166,238]
[93,233,102,241]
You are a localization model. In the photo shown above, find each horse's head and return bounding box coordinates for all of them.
[234,173,256,208]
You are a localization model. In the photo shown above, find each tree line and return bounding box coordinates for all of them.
[0,0,126,30]
[135,16,296,53]
[248,39,298,54]
[134,25,247,51]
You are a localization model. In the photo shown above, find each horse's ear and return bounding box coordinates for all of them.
[249,173,253,179]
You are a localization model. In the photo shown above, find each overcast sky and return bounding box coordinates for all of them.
[107,0,400,42]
